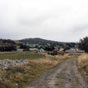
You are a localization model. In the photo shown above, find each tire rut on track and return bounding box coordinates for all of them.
[29,58,88,88]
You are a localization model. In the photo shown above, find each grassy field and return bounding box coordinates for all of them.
[0,51,44,60]
[78,54,88,83]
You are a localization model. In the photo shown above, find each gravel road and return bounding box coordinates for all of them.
[29,58,88,88]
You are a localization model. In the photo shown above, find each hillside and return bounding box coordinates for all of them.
[19,38,60,45]
[19,38,76,47]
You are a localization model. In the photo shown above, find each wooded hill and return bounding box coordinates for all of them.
[0,38,77,51]
[19,38,76,48]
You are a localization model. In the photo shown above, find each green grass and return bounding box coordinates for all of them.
[0,51,44,60]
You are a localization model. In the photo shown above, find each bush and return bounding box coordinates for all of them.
[78,36,88,52]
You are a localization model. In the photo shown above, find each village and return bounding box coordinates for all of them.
[0,39,85,73]
[0,46,85,70]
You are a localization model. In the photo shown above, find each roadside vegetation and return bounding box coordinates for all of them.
[78,54,88,83]
[0,53,71,88]
[0,59,55,88]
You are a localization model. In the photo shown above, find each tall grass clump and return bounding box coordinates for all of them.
[78,54,88,83]
[78,54,88,68]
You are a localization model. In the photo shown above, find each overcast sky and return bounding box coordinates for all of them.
[0,0,88,42]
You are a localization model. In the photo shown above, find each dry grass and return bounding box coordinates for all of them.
[29,59,58,68]
[78,53,88,83]
[78,54,88,68]
[0,58,59,88]
[55,54,74,61]
[0,54,73,88]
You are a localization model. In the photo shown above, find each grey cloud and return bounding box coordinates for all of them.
[18,15,52,27]
[0,0,88,42]
[72,24,88,33]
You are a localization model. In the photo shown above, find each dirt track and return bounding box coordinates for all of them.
[29,58,88,88]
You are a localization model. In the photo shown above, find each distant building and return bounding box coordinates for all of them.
[59,48,64,51]
[29,48,39,51]
[39,48,45,53]
[29,44,38,48]
[76,48,85,53]
[65,48,85,53]
[17,49,24,52]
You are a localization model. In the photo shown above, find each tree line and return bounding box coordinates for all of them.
[0,37,88,52]
[0,39,16,51]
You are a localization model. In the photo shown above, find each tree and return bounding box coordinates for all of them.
[78,36,88,52]
[44,44,54,51]
[19,44,29,50]
[0,39,16,51]
[63,44,70,51]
